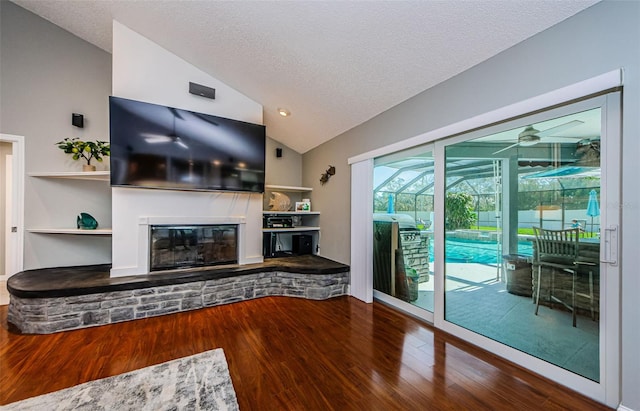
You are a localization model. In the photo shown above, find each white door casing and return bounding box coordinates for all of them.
[0,134,25,277]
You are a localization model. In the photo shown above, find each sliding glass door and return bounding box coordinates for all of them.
[371,92,620,403]
[442,106,604,381]
[373,146,435,319]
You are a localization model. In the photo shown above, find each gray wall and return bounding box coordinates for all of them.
[302,1,640,408]
[0,1,113,269]
[264,136,303,210]
[266,136,302,187]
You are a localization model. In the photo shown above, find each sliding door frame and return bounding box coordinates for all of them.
[349,70,622,407]
[432,93,620,406]
[371,143,436,323]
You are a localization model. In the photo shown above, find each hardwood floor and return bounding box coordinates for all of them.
[0,296,610,410]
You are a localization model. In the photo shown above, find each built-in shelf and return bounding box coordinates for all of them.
[262,226,320,233]
[262,211,320,216]
[265,184,312,192]
[27,228,112,235]
[29,171,110,181]
[263,183,318,257]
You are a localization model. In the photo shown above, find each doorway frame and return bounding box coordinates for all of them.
[0,133,25,277]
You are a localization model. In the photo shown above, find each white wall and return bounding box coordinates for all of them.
[111,21,264,276]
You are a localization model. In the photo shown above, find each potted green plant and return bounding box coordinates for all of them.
[56,138,110,171]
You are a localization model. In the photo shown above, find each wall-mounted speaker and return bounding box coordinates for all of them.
[189,82,216,100]
[276,148,283,158]
[72,113,84,128]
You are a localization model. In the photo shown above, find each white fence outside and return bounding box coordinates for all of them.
[389,210,600,235]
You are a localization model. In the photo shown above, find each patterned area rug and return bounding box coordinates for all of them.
[0,349,239,411]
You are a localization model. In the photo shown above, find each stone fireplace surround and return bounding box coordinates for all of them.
[7,255,350,334]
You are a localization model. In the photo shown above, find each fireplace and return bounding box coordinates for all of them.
[150,224,238,271]
[108,215,253,278]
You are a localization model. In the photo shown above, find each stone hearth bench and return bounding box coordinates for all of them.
[7,255,350,334]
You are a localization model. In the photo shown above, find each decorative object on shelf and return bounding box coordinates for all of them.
[295,200,311,212]
[77,212,98,230]
[268,192,291,211]
[320,165,336,185]
[56,138,110,172]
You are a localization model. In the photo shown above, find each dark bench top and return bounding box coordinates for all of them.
[7,255,350,299]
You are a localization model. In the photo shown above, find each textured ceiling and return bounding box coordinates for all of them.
[12,0,599,153]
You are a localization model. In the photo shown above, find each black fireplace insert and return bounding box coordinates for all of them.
[150,224,238,271]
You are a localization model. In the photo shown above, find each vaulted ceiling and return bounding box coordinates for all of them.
[12,0,600,153]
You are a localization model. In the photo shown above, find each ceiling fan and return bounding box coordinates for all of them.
[492,120,584,155]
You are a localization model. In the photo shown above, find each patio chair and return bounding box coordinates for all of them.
[532,227,596,327]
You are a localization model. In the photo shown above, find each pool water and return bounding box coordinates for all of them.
[429,239,533,265]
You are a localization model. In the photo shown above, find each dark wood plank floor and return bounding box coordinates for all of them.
[0,296,610,410]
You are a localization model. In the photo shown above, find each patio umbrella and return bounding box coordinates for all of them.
[586,189,600,237]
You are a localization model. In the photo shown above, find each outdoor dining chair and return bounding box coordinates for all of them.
[532,227,596,327]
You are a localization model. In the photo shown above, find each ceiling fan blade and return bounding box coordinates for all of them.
[168,107,184,120]
[493,142,520,155]
[537,120,584,137]
[141,133,172,144]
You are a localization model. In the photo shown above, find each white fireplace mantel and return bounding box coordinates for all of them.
[110,215,255,278]
[139,216,246,226]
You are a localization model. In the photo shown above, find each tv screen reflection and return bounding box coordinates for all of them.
[109,96,265,193]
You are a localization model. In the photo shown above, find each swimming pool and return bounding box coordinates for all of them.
[429,239,533,265]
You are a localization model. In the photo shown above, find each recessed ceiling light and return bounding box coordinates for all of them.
[278,108,291,117]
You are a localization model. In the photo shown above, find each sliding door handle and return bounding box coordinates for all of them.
[601,225,618,266]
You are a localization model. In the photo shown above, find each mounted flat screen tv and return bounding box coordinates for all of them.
[109,96,265,193]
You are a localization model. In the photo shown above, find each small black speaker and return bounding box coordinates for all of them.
[276,148,283,158]
[189,82,216,100]
[292,234,312,255]
[72,113,84,128]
